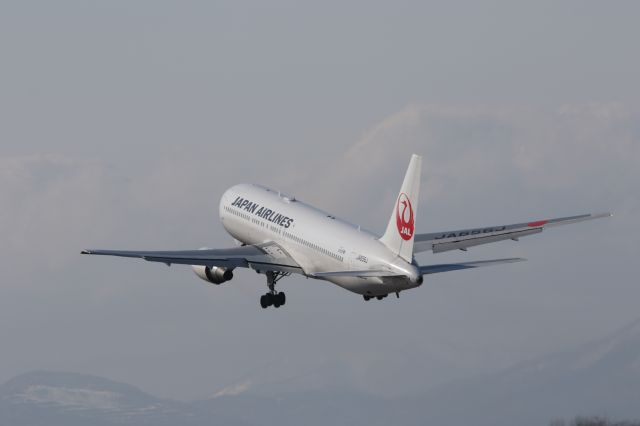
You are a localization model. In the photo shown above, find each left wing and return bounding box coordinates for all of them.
[82,242,303,274]
[414,212,611,254]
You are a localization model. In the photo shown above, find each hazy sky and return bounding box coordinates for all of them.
[1,1,639,400]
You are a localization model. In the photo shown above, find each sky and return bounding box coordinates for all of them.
[1,0,639,401]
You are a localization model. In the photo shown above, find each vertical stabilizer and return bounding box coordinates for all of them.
[379,154,422,262]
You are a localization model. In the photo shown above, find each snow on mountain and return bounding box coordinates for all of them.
[11,384,122,410]
[0,371,212,426]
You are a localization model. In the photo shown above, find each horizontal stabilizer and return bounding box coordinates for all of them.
[313,258,525,279]
[419,257,525,275]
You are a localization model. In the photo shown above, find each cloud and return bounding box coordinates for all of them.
[4,102,634,268]
[0,149,246,273]
[0,154,125,269]
[212,380,252,398]
[299,103,638,236]
[0,103,637,401]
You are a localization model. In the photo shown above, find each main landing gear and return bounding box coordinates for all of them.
[363,292,399,301]
[260,271,289,309]
[363,294,387,301]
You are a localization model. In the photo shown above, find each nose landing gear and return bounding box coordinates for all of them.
[260,271,289,309]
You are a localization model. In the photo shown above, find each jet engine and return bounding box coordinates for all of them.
[192,265,233,285]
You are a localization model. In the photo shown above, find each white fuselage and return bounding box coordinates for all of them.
[219,184,421,296]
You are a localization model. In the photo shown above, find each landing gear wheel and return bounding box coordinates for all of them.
[260,271,290,309]
[260,294,269,309]
[364,294,388,302]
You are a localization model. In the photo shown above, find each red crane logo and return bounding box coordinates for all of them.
[396,193,414,241]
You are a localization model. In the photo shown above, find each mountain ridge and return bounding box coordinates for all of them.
[2,317,640,426]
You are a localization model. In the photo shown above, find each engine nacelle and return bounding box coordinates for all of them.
[192,265,234,285]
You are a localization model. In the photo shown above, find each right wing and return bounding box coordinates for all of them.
[414,212,611,254]
[82,242,303,274]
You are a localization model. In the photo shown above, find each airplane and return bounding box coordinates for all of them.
[82,154,611,309]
